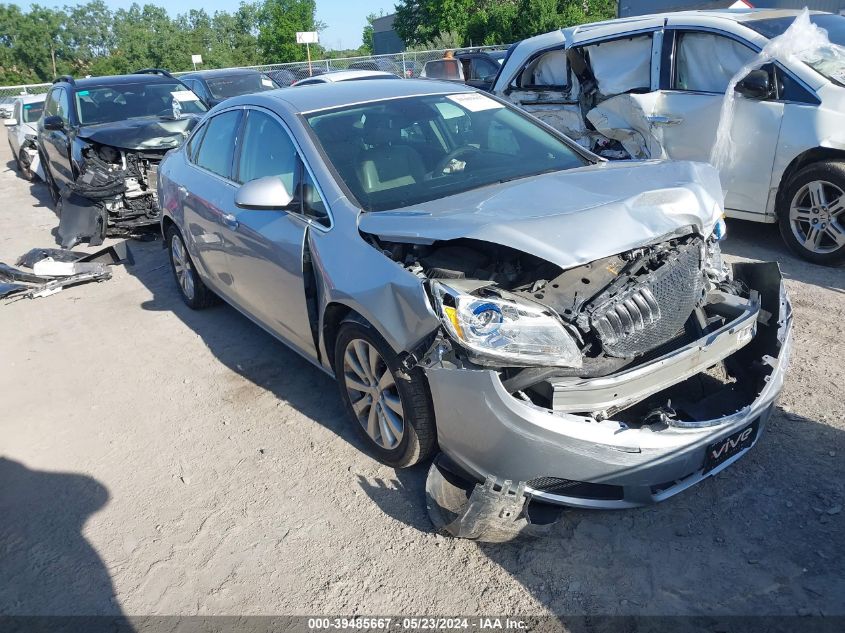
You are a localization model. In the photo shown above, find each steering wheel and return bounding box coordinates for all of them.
[433,146,481,175]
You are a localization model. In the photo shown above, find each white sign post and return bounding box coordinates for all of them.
[296,31,319,76]
[191,54,203,71]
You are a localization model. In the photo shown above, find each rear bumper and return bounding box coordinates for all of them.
[425,263,793,509]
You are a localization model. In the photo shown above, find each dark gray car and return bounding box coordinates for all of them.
[158,79,792,539]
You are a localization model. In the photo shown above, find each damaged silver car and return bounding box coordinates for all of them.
[159,80,792,540]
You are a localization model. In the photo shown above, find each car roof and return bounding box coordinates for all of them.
[180,68,263,79]
[566,8,824,40]
[60,73,184,90]
[16,94,46,104]
[223,78,475,114]
[301,70,397,84]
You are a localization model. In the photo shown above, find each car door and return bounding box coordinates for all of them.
[223,107,324,358]
[652,28,784,217]
[41,87,73,187]
[180,109,243,297]
[8,100,22,155]
[465,56,501,91]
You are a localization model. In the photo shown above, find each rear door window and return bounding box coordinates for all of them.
[583,34,653,95]
[194,110,241,179]
[674,32,756,93]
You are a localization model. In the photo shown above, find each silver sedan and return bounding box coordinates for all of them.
[158,80,792,540]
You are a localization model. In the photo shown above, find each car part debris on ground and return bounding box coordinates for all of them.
[0,241,132,302]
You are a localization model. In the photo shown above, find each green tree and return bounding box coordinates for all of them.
[257,0,322,63]
[394,0,473,48]
[395,0,618,49]
[361,10,385,55]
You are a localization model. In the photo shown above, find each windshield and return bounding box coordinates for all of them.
[75,82,206,125]
[22,102,44,123]
[206,74,278,99]
[747,13,845,85]
[306,93,589,212]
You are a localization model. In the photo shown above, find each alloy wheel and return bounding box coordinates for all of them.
[170,235,195,301]
[789,179,845,254]
[342,338,405,450]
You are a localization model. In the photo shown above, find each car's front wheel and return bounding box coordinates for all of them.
[165,225,218,309]
[18,149,34,181]
[778,161,845,266]
[334,321,436,468]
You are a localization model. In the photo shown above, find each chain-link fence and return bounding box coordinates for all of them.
[0,45,507,108]
[218,46,508,86]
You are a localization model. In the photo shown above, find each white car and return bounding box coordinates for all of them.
[493,9,845,265]
[4,94,45,181]
[291,70,399,86]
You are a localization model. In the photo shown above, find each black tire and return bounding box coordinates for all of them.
[334,321,436,468]
[777,161,845,266]
[18,149,34,182]
[165,225,218,309]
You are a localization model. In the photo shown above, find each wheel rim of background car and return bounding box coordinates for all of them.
[18,149,31,178]
[342,339,404,450]
[170,235,195,300]
[789,180,845,254]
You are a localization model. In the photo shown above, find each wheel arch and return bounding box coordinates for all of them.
[161,214,176,241]
[775,147,845,217]
[321,302,368,375]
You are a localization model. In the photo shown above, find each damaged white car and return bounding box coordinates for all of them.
[493,9,845,265]
[159,80,793,540]
[5,94,46,182]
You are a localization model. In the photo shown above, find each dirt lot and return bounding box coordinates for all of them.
[1,140,843,620]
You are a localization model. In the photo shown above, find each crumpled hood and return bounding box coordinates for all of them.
[358,160,724,270]
[78,115,200,151]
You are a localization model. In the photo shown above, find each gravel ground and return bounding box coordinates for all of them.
[0,140,843,620]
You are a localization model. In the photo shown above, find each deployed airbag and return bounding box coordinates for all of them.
[586,94,661,160]
[587,37,652,95]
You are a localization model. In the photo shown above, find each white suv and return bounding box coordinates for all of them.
[493,9,845,265]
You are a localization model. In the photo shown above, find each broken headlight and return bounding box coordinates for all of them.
[431,281,582,368]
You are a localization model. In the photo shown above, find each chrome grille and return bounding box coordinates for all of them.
[590,240,704,358]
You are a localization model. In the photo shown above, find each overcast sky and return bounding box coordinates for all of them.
[26,0,397,51]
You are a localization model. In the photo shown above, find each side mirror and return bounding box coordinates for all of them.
[235,176,294,210]
[735,69,773,100]
[43,115,64,130]
[3,118,17,127]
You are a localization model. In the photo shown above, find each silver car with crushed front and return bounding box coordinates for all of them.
[158,80,793,540]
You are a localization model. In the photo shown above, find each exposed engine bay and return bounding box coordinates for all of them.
[58,143,164,248]
[75,144,163,227]
[371,230,789,428]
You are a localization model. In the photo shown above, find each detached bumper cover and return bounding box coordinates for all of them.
[425,263,793,509]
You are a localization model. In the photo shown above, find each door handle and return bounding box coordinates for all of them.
[648,115,683,126]
[222,213,239,230]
